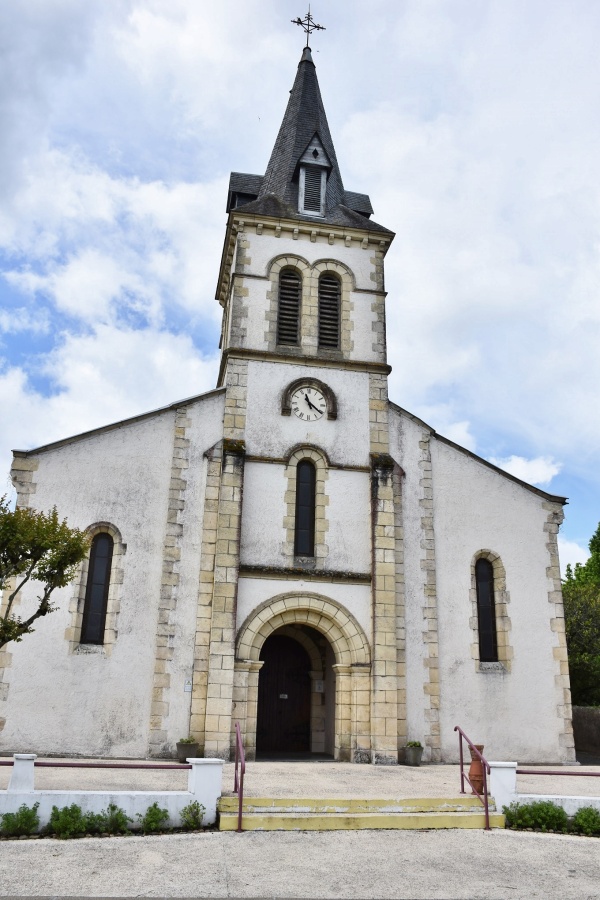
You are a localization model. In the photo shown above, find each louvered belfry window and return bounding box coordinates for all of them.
[318,274,341,349]
[81,533,114,644]
[294,460,316,556]
[303,166,323,213]
[475,558,498,662]
[277,269,301,345]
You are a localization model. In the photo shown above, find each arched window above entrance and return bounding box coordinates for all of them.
[294,460,316,557]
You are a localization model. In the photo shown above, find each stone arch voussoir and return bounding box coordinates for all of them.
[237,592,370,668]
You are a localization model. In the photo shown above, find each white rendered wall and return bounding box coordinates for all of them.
[431,438,566,762]
[236,577,372,647]
[1,392,225,758]
[244,360,371,467]
[240,461,371,573]
[246,230,379,292]
[388,408,432,752]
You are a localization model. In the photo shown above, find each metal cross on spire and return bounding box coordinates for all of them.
[291,7,326,48]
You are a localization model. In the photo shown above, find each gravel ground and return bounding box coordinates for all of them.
[0,827,599,899]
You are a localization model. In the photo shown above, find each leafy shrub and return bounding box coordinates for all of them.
[99,803,131,834]
[48,804,89,838]
[572,805,600,836]
[180,800,205,830]
[136,802,169,834]
[406,741,422,748]
[503,800,569,832]
[0,802,40,837]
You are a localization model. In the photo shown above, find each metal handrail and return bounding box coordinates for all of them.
[0,759,191,770]
[454,725,490,830]
[516,768,600,777]
[233,721,245,833]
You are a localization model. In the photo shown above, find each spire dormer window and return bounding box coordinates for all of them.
[298,135,330,218]
[300,166,326,216]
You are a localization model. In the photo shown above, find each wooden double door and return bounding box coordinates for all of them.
[256,634,311,754]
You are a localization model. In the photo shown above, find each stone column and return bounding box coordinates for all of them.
[370,453,399,765]
[203,439,246,759]
[333,664,352,761]
[231,660,252,755]
[244,660,264,761]
[309,670,325,753]
[351,664,372,763]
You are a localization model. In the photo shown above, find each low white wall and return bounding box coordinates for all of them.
[0,756,224,830]
[489,761,600,816]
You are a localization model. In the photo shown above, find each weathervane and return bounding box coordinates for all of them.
[292,7,325,48]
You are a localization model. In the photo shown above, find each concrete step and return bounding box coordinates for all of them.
[217,796,505,831]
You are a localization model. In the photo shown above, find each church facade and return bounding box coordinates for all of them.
[1,49,574,764]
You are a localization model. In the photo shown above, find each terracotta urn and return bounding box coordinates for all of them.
[468,744,485,795]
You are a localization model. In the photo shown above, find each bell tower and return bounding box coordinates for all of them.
[198,39,403,765]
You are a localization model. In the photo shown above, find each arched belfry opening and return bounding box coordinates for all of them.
[256,625,336,759]
[233,593,371,762]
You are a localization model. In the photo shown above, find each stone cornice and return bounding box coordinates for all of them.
[218,348,391,387]
[239,565,371,585]
[215,211,394,307]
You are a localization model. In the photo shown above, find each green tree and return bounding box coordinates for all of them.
[563,521,600,705]
[0,497,89,650]
[564,521,600,585]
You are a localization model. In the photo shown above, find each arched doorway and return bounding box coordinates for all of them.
[255,625,336,759]
[256,634,311,754]
[234,592,372,761]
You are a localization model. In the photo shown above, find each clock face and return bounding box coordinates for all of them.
[290,386,327,421]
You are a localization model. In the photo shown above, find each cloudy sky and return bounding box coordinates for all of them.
[1,0,598,571]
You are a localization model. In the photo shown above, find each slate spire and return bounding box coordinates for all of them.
[258,46,345,211]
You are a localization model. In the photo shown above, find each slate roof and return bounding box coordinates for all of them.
[226,48,392,236]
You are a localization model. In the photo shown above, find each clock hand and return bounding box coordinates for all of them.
[304,393,320,412]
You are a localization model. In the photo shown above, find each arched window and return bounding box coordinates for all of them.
[294,460,316,556]
[80,533,114,644]
[475,558,498,662]
[277,269,301,345]
[318,274,340,349]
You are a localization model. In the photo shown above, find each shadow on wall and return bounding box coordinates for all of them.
[573,707,600,757]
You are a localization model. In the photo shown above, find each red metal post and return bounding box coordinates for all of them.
[234,721,245,833]
[454,725,490,831]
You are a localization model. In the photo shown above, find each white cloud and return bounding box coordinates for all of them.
[0,306,49,334]
[487,455,561,486]
[558,538,590,578]
[0,0,599,549]
[0,325,220,498]
[1,149,227,332]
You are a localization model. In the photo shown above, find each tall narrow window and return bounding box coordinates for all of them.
[81,533,114,644]
[294,460,316,556]
[277,269,301,345]
[475,558,498,662]
[318,274,341,349]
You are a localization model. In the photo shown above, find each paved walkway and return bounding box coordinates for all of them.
[2,756,599,799]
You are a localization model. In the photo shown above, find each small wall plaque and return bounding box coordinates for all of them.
[314,680,324,693]
[279,693,288,699]
[184,679,193,693]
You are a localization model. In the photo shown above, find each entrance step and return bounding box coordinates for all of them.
[218,796,505,831]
